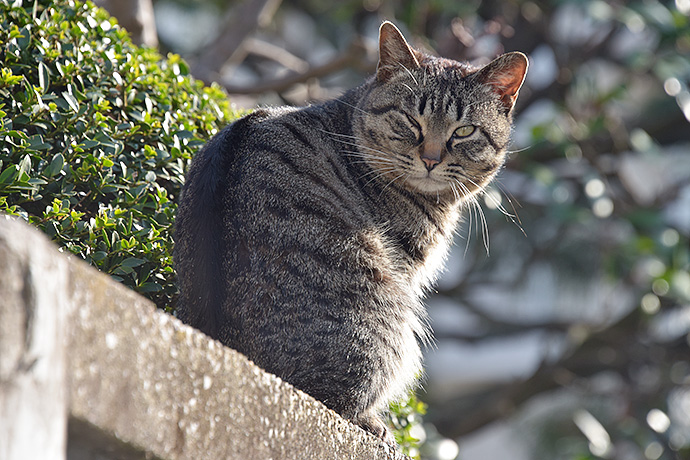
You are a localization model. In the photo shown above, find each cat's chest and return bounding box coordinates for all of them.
[410,210,459,295]
[381,203,460,296]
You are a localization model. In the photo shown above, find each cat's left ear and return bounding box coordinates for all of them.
[377,21,422,82]
[473,52,529,112]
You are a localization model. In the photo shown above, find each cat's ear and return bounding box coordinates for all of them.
[377,21,421,82]
[473,52,529,112]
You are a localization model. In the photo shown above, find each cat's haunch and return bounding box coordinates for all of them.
[174,21,527,445]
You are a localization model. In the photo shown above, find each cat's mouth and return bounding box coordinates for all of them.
[405,167,495,197]
[405,171,453,194]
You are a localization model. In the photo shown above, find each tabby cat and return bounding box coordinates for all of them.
[174,21,527,444]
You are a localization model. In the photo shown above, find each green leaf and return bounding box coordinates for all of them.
[18,154,32,177]
[0,165,18,184]
[4,130,29,141]
[91,251,108,262]
[80,139,100,150]
[113,265,133,275]
[45,153,65,177]
[0,68,23,86]
[62,91,79,113]
[120,257,145,268]
[15,26,31,50]
[27,134,51,150]
[38,61,50,93]
[28,177,47,186]
[138,282,162,293]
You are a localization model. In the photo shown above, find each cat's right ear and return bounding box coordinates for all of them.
[377,21,421,82]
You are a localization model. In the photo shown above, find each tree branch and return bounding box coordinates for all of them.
[425,307,668,438]
[189,0,283,84]
[243,38,309,73]
[220,39,373,95]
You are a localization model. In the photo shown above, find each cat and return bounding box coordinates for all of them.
[174,21,527,444]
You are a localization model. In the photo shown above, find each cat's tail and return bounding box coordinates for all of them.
[173,110,268,338]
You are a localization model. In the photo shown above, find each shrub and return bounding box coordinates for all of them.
[0,0,241,310]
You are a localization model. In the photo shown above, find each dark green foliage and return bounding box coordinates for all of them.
[0,0,240,310]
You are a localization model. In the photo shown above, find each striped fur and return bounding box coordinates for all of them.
[174,22,527,443]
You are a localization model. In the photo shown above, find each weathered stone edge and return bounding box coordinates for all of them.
[0,216,407,460]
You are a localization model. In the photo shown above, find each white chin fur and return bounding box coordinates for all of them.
[405,174,452,194]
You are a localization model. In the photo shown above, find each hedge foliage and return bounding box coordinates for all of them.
[0,0,242,310]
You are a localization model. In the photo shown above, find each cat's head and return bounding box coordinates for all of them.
[352,21,528,200]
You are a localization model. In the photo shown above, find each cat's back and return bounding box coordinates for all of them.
[192,104,359,198]
[174,103,375,338]
[221,104,369,236]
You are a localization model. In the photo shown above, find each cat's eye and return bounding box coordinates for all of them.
[404,113,424,143]
[453,125,475,138]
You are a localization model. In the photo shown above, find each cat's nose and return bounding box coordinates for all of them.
[420,141,443,171]
[422,157,440,171]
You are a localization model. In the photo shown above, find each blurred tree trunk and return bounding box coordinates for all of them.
[94,0,158,48]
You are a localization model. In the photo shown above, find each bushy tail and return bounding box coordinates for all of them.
[173,111,267,338]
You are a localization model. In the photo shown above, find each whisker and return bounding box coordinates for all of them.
[327,137,365,150]
[465,178,511,217]
[342,160,398,171]
[334,98,370,115]
[494,181,527,237]
[455,178,491,255]
[449,180,471,254]
[458,183,474,255]
[336,141,414,166]
[379,171,408,195]
[448,181,461,202]
[505,145,533,155]
[340,150,398,163]
[464,176,526,238]
[340,149,413,168]
[342,158,399,171]
[398,63,419,86]
[318,128,361,141]
[360,165,403,188]
[360,165,400,180]
[475,197,490,254]
[402,83,417,97]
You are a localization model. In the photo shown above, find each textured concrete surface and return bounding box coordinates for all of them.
[0,215,71,460]
[0,216,408,460]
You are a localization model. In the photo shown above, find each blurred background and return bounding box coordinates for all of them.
[95,0,690,458]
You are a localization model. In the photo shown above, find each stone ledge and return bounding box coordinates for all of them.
[0,216,407,460]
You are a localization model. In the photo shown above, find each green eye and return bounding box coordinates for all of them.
[453,125,475,138]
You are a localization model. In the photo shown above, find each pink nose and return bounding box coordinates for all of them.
[422,157,440,171]
[420,141,443,171]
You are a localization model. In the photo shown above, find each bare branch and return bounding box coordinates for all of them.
[220,39,373,95]
[190,0,283,84]
[243,38,309,73]
[426,307,687,438]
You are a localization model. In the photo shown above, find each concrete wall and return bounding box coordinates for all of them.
[0,216,407,460]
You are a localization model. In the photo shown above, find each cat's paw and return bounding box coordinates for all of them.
[355,414,397,447]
